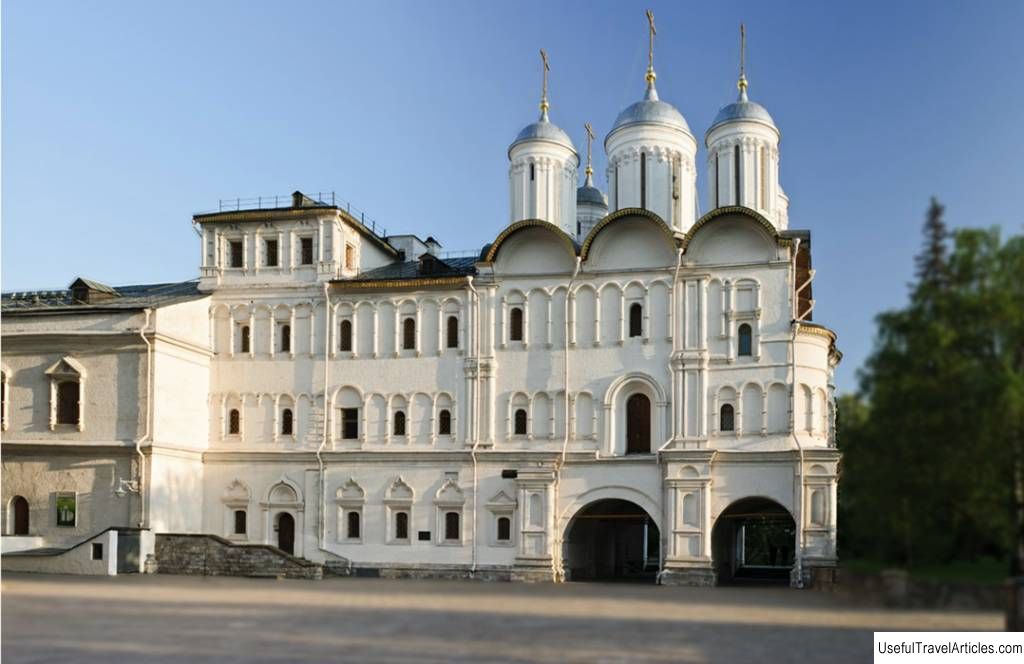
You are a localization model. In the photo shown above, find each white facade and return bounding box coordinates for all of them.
[2,44,840,586]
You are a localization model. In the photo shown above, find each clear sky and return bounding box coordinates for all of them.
[3,0,1023,393]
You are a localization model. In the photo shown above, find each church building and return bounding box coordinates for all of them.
[1,20,840,586]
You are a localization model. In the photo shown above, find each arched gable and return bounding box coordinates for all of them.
[682,206,783,265]
[580,208,678,262]
[483,219,579,274]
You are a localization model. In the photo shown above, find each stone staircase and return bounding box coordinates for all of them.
[154,534,332,580]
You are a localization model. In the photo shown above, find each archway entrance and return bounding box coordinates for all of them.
[11,496,29,535]
[563,499,659,582]
[711,497,795,585]
[626,394,651,454]
[276,512,295,555]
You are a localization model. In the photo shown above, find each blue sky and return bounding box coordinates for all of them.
[3,0,1022,393]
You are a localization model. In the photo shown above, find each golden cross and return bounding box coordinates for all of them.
[738,23,749,94]
[646,10,656,70]
[540,48,550,112]
[584,122,595,175]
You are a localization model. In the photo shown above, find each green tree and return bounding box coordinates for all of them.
[839,200,1024,573]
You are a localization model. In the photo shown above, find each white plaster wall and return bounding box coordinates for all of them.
[146,451,204,533]
[1,528,117,575]
[1,452,135,547]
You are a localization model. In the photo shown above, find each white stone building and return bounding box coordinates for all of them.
[1,33,840,586]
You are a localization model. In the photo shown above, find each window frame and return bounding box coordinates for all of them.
[509,307,524,343]
[299,236,315,266]
[340,407,359,440]
[438,409,452,436]
[228,408,241,436]
[233,509,247,535]
[402,317,416,351]
[279,323,291,353]
[720,403,736,432]
[737,323,753,357]
[628,302,643,338]
[264,238,279,268]
[393,410,407,437]
[280,408,294,437]
[513,408,528,436]
[446,315,459,349]
[339,319,353,352]
[228,240,245,269]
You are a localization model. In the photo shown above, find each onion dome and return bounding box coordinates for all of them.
[508,107,577,158]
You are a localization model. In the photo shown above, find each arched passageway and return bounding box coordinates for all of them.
[711,497,795,585]
[563,499,659,582]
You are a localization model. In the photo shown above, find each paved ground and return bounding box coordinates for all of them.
[1,573,1002,663]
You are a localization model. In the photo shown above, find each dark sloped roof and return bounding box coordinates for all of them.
[2,280,205,314]
[337,256,477,282]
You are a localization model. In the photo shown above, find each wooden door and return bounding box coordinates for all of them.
[626,394,650,454]
[277,512,295,555]
[12,496,29,535]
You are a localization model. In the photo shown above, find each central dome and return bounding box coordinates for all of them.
[609,86,690,136]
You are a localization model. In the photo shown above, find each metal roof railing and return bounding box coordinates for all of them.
[202,191,388,237]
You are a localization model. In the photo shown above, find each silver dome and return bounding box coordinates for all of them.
[609,85,690,135]
[508,111,577,157]
[577,184,607,207]
[708,91,777,133]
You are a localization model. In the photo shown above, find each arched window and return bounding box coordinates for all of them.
[395,511,409,540]
[280,324,291,353]
[228,409,240,435]
[233,509,246,535]
[402,317,416,350]
[640,151,647,209]
[339,319,352,352]
[720,403,735,432]
[240,325,251,353]
[444,511,460,541]
[514,408,527,436]
[56,381,80,425]
[738,324,753,356]
[509,307,524,342]
[10,496,29,535]
[281,408,293,436]
[393,410,406,436]
[629,303,643,338]
[446,315,459,349]
[347,511,361,539]
[626,393,651,454]
[497,516,511,542]
[438,409,452,435]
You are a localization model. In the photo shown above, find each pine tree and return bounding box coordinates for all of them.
[914,197,948,293]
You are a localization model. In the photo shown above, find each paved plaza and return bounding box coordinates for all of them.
[1,573,1002,663]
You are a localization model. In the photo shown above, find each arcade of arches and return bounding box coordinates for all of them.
[562,496,796,585]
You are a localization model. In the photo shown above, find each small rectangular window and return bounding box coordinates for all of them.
[345,243,355,269]
[265,239,279,267]
[55,492,77,527]
[300,237,314,265]
[418,530,431,541]
[234,509,247,535]
[341,407,358,439]
[91,542,103,560]
[229,241,244,268]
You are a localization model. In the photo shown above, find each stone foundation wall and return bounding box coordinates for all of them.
[155,534,322,580]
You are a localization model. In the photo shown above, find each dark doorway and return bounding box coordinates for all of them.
[564,499,659,582]
[277,512,295,555]
[626,394,650,454]
[711,497,795,585]
[11,496,29,535]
